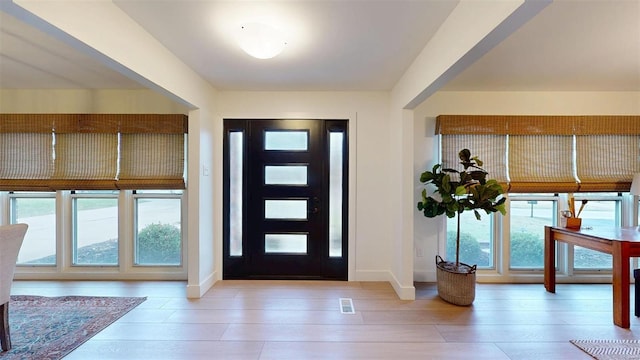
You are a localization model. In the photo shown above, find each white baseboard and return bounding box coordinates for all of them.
[186,271,217,298]
[355,270,415,300]
[388,271,415,300]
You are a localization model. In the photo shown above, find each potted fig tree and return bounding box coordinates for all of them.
[417,149,506,305]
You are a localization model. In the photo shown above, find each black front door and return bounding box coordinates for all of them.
[223,119,348,279]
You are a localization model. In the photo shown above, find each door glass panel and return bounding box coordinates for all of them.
[265,234,307,254]
[264,131,308,151]
[329,132,343,257]
[265,165,308,185]
[264,199,308,219]
[229,131,243,256]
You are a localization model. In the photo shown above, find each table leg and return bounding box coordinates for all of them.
[612,241,630,328]
[634,269,640,317]
[544,226,556,293]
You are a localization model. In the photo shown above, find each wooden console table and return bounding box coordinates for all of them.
[544,226,640,328]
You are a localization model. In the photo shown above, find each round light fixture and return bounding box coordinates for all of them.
[238,22,286,59]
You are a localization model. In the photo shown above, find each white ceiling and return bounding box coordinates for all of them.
[0,9,142,89]
[0,0,638,93]
[442,0,640,91]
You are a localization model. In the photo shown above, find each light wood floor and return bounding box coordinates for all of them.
[10,280,640,359]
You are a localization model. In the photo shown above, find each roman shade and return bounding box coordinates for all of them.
[0,114,188,191]
[507,117,577,192]
[574,116,640,192]
[119,133,185,189]
[0,115,54,191]
[436,115,640,193]
[437,116,508,192]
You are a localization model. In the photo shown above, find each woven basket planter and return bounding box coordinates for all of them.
[435,255,477,306]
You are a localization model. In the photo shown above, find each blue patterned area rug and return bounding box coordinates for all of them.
[571,339,640,360]
[0,295,146,360]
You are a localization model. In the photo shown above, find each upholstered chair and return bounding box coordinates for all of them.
[0,224,27,352]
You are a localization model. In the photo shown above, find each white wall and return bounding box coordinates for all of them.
[412,90,640,281]
[218,91,394,282]
[0,89,189,113]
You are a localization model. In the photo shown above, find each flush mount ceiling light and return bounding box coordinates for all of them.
[238,22,286,59]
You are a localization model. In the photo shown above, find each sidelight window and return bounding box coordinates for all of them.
[329,131,344,257]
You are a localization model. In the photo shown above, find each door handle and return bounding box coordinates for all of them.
[310,197,319,214]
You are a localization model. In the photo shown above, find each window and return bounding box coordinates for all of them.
[572,193,621,269]
[437,115,640,282]
[509,195,557,269]
[446,212,494,268]
[441,189,635,281]
[134,191,182,266]
[1,114,188,279]
[228,130,243,257]
[329,131,345,257]
[10,192,56,265]
[72,191,119,266]
[3,189,186,278]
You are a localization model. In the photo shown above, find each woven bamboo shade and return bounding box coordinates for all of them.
[508,135,577,192]
[52,133,118,190]
[506,116,576,135]
[0,133,54,191]
[574,117,640,191]
[118,115,188,134]
[436,115,509,134]
[574,116,640,135]
[117,114,187,189]
[52,115,120,133]
[441,134,508,191]
[0,114,53,133]
[576,135,640,192]
[436,115,640,193]
[0,115,54,190]
[118,133,185,189]
[0,114,187,191]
